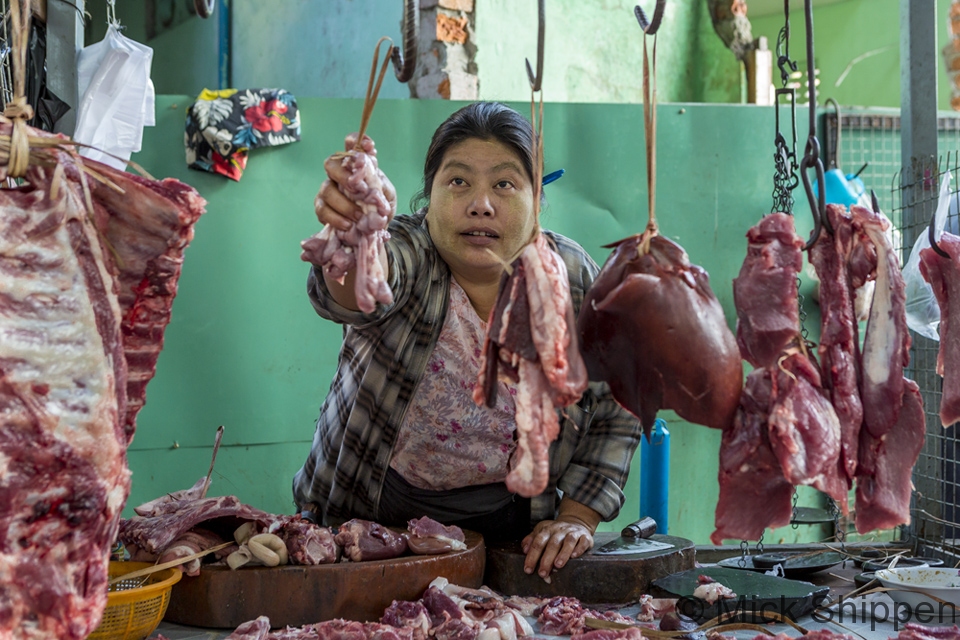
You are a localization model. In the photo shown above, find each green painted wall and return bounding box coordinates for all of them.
[752,0,952,112]
[125,96,832,545]
[474,0,741,103]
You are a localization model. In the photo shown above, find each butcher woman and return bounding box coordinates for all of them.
[294,101,643,580]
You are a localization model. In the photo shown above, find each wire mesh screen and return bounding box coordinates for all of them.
[0,0,13,107]
[894,151,960,562]
[824,110,960,557]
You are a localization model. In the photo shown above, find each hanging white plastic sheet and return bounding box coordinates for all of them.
[903,171,952,341]
[73,23,155,170]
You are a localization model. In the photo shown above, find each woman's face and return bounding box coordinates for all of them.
[426,137,536,283]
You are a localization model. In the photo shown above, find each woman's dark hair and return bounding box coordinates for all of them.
[410,101,537,213]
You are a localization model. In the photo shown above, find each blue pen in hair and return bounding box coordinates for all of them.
[542,169,565,186]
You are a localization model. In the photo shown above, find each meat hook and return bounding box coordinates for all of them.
[927,191,951,258]
[634,0,666,35]
[798,0,830,249]
[392,0,419,83]
[194,0,215,18]
[527,0,545,91]
[800,140,827,251]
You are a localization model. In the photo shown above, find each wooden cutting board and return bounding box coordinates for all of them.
[484,533,695,604]
[164,530,485,628]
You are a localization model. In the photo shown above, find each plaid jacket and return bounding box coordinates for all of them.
[292,211,643,526]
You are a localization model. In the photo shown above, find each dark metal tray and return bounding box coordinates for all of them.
[652,565,830,623]
[716,551,844,577]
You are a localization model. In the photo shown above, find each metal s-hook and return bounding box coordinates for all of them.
[526,0,545,91]
[928,193,951,258]
[194,0,215,18]
[635,0,666,34]
[800,143,826,250]
[799,0,828,249]
[392,0,419,83]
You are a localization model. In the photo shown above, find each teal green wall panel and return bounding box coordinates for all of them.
[126,96,832,543]
[475,0,741,104]
[752,0,951,112]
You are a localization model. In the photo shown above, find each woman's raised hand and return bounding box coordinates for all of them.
[313,133,397,233]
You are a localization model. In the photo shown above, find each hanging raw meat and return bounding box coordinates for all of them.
[855,378,926,533]
[766,350,847,508]
[733,212,805,369]
[577,233,743,434]
[711,368,794,544]
[301,41,397,314]
[808,204,864,483]
[807,202,922,534]
[855,205,910,439]
[919,231,960,426]
[577,14,741,436]
[301,137,394,314]
[474,234,588,497]
[0,126,205,639]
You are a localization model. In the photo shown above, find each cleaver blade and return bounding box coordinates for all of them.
[592,517,672,555]
[591,536,674,555]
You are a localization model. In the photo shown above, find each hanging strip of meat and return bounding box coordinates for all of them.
[855,378,925,533]
[474,234,587,498]
[855,205,911,439]
[578,233,743,435]
[808,204,864,483]
[920,232,960,426]
[733,213,805,368]
[711,368,794,544]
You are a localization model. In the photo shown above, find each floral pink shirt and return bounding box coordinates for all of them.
[390,279,518,490]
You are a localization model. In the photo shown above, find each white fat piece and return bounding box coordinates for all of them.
[862,225,897,388]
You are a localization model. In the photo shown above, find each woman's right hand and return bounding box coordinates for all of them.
[313,133,397,233]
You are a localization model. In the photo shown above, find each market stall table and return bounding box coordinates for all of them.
[151,548,926,640]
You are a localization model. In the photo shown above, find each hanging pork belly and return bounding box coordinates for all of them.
[472,53,588,498]
[0,6,206,632]
[473,230,588,498]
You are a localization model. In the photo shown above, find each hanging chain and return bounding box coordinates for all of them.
[791,487,800,530]
[756,533,765,555]
[771,0,799,215]
[739,540,749,567]
[829,498,848,568]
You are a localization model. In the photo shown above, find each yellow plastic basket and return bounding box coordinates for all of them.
[88,561,183,640]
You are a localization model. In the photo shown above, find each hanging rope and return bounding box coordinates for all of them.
[354,37,395,150]
[106,0,119,28]
[4,0,33,178]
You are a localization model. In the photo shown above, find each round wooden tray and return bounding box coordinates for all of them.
[164,530,485,628]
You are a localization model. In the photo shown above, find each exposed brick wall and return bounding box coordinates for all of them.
[408,0,478,99]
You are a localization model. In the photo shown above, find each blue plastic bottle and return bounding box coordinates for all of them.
[640,418,670,535]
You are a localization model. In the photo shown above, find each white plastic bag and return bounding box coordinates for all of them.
[73,24,155,170]
[903,172,951,341]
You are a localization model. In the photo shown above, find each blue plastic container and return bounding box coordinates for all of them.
[640,418,670,535]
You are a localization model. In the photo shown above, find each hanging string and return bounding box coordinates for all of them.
[4,0,33,178]
[642,24,658,237]
[529,88,544,239]
[354,37,394,151]
[106,0,120,28]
